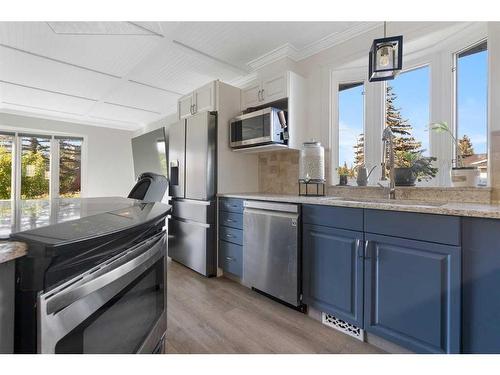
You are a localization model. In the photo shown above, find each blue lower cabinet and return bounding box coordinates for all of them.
[364,233,461,353]
[303,224,364,327]
[462,218,500,353]
[219,240,242,277]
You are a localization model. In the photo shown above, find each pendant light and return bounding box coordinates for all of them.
[368,22,403,82]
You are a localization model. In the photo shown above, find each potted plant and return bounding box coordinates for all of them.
[337,162,351,186]
[394,150,438,186]
[429,121,479,187]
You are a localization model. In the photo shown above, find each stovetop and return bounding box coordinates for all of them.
[0,197,150,240]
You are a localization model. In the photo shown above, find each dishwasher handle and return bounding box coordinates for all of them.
[243,200,299,214]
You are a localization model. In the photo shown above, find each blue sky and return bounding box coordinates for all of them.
[457,50,488,154]
[338,49,488,167]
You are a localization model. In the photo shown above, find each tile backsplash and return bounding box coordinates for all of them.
[259,150,300,195]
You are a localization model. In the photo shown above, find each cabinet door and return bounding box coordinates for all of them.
[261,73,287,104]
[303,224,364,327]
[241,80,261,109]
[462,217,500,353]
[194,82,216,113]
[364,234,461,353]
[178,93,194,120]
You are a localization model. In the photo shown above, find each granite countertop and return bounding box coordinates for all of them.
[219,193,500,219]
[0,241,27,264]
[0,197,146,240]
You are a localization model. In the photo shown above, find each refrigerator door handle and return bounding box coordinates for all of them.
[170,216,211,228]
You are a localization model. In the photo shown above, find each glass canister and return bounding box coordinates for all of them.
[299,141,325,182]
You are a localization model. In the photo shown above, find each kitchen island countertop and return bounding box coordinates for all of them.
[219,192,500,219]
[0,241,27,264]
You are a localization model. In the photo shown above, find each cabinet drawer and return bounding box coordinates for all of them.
[219,211,243,229]
[364,209,461,246]
[219,198,244,214]
[219,240,242,277]
[302,205,363,231]
[219,226,243,245]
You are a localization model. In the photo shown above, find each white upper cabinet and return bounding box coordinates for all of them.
[194,81,216,113]
[241,72,289,110]
[178,93,194,119]
[177,81,217,120]
[261,74,287,104]
[241,81,262,109]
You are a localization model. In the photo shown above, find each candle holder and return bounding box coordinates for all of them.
[298,179,326,197]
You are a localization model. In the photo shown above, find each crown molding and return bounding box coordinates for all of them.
[247,22,382,71]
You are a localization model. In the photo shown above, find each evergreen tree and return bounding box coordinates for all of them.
[458,135,474,157]
[385,85,422,153]
[353,133,365,167]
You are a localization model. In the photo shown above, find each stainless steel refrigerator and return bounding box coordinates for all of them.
[167,111,217,276]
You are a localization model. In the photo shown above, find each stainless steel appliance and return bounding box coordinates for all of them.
[38,232,166,354]
[230,107,288,149]
[12,200,170,354]
[168,112,217,276]
[243,200,301,307]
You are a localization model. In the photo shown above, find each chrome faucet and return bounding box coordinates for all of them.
[380,127,396,200]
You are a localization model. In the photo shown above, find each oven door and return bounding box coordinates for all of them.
[37,232,166,354]
[230,108,274,148]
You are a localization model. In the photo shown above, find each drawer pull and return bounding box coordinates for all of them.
[225,256,234,261]
[225,234,233,238]
[225,219,234,222]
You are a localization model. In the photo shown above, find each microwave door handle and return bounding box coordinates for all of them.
[42,232,165,315]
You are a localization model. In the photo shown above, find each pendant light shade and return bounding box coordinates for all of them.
[368,23,403,82]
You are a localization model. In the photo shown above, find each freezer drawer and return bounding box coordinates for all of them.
[168,217,216,276]
[243,201,300,306]
[171,199,215,224]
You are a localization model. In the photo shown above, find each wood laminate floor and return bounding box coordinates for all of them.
[165,259,384,354]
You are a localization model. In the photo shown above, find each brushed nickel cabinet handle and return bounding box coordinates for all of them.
[226,256,234,261]
[364,240,371,259]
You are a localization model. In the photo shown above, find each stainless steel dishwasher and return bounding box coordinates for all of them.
[243,200,301,307]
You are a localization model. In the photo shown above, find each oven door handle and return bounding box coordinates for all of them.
[43,232,165,316]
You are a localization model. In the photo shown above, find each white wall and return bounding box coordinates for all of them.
[133,113,178,137]
[0,112,135,197]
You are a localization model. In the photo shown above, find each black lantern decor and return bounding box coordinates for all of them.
[368,22,403,82]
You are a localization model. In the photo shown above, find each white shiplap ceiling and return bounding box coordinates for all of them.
[0,21,379,131]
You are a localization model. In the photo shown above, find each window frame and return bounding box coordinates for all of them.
[0,129,86,200]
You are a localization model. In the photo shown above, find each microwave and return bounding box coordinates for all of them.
[230,107,288,149]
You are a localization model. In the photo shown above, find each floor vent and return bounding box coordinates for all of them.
[322,313,365,341]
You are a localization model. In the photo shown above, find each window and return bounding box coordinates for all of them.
[0,131,84,200]
[58,137,83,198]
[0,132,14,200]
[20,134,51,199]
[456,41,488,185]
[386,65,430,156]
[338,82,365,169]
